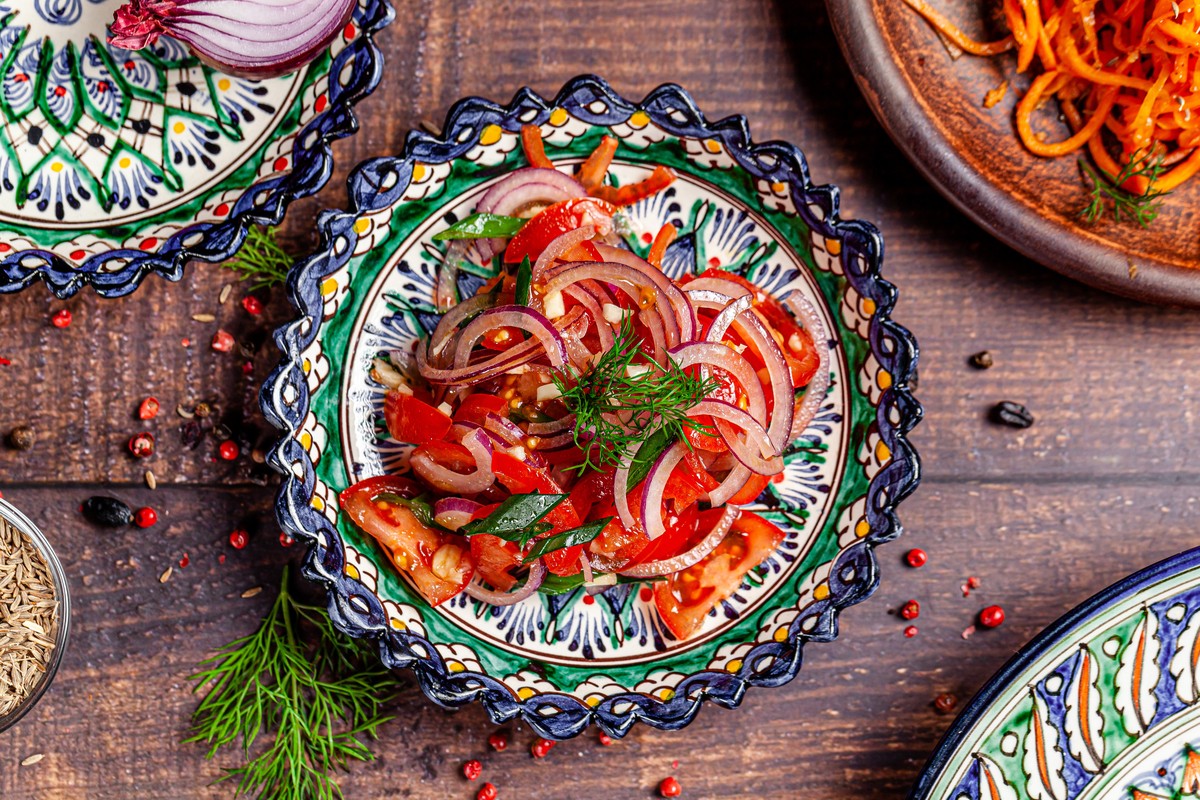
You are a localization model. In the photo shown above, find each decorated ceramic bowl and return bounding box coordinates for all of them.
[262,75,921,738]
[910,548,1200,800]
[0,0,392,298]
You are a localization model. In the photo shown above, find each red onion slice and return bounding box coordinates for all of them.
[619,505,742,578]
[562,286,614,352]
[433,498,483,531]
[784,294,832,441]
[541,261,680,354]
[484,414,525,448]
[110,0,357,78]
[639,442,687,540]
[668,342,767,427]
[534,225,595,280]
[465,559,546,605]
[689,400,782,476]
[476,168,587,259]
[411,428,494,494]
[704,294,754,343]
[707,464,752,508]
[590,243,696,344]
[454,306,569,370]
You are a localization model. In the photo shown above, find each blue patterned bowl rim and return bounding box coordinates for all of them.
[0,0,394,299]
[907,547,1200,799]
[262,74,923,738]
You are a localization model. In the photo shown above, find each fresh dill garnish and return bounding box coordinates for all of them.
[553,318,718,474]
[224,225,294,290]
[1079,151,1172,228]
[185,566,403,800]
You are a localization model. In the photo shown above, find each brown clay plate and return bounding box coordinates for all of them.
[826,0,1200,306]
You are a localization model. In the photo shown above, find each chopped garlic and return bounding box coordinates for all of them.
[602,303,629,324]
[544,290,566,319]
[437,402,454,416]
[537,383,563,402]
[625,364,651,379]
[584,573,618,588]
[507,445,527,462]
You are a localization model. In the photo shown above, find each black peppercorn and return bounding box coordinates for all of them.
[7,425,34,451]
[82,496,133,527]
[991,401,1035,428]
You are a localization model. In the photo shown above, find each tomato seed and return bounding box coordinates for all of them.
[229,529,249,549]
[900,600,920,620]
[904,548,927,568]
[904,625,918,638]
[979,605,1005,628]
[462,759,482,781]
[487,732,508,752]
[477,783,497,800]
[50,308,72,328]
[133,507,158,528]
[659,777,682,797]
[137,397,160,420]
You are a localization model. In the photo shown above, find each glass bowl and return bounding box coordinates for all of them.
[0,497,71,734]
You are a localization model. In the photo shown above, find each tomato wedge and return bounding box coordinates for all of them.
[504,198,617,264]
[384,391,452,445]
[653,511,786,639]
[726,473,770,506]
[339,475,474,607]
[491,451,585,576]
[467,502,522,592]
[453,393,510,427]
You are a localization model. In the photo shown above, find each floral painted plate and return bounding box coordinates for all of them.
[0,0,392,298]
[262,75,922,738]
[910,548,1200,800]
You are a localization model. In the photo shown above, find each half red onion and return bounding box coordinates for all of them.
[411,428,494,494]
[465,559,546,605]
[619,504,742,578]
[109,0,357,78]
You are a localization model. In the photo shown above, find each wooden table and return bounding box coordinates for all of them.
[3,1,1199,797]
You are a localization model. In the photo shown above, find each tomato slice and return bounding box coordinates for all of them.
[490,451,585,576]
[470,534,521,592]
[384,391,452,445]
[504,198,617,264]
[683,366,749,452]
[624,501,699,567]
[726,473,770,506]
[340,475,474,607]
[453,393,510,427]
[653,511,786,639]
[411,440,476,474]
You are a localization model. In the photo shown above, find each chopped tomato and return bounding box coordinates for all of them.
[624,501,699,567]
[491,451,585,576]
[653,511,786,639]
[480,327,524,351]
[384,391,452,445]
[470,534,521,592]
[411,440,476,474]
[726,473,770,506]
[683,367,747,452]
[568,466,616,521]
[340,475,474,607]
[504,198,617,264]
[453,393,510,427]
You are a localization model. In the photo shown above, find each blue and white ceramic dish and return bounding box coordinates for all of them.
[262,75,922,738]
[911,547,1200,800]
[0,0,392,297]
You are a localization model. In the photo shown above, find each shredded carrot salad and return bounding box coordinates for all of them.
[903,0,1200,200]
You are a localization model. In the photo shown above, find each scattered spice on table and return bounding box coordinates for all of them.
[0,518,60,719]
[219,283,233,305]
[961,575,981,597]
[178,553,190,569]
[218,440,240,461]
[530,737,555,758]
[961,624,977,640]
[900,600,920,620]
[7,425,35,451]
[598,731,614,746]
[933,692,958,715]
[904,625,918,638]
[240,586,262,599]
[82,496,134,527]
[658,776,682,797]
[137,397,160,420]
[969,351,994,369]
[211,330,234,353]
[242,295,264,315]
[990,401,1035,429]
[192,313,216,323]
[144,470,157,491]
[979,605,1006,628]
[19,753,44,767]
[0,357,11,366]
[159,566,173,584]
[186,566,404,800]
[128,432,155,458]
[488,731,509,752]
[229,529,249,550]
[904,548,927,568]
[462,759,483,781]
[50,309,71,329]
[133,507,158,528]
[477,783,498,800]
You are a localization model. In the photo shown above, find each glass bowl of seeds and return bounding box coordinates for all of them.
[0,497,70,734]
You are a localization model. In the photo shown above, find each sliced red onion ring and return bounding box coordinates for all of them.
[434,240,471,313]
[454,306,569,369]
[704,294,755,343]
[527,414,576,435]
[541,261,680,350]
[707,464,752,508]
[668,341,767,427]
[579,554,594,584]
[619,504,742,578]
[465,559,546,605]
[724,310,796,452]
[590,243,696,344]
[484,414,525,448]
[109,0,357,77]
[534,224,595,280]
[411,428,494,494]
[562,286,614,352]
[689,400,781,473]
[685,276,753,299]
[418,307,585,386]
[639,442,687,540]
[433,498,483,531]
[428,293,496,364]
[475,168,586,258]
[784,294,832,442]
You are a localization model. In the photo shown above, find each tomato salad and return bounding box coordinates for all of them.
[340,128,831,640]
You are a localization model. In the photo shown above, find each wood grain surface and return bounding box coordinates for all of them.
[3,1,1200,798]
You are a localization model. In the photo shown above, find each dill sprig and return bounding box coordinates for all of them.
[224,225,294,290]
[1079,151,1172,228]
[185,566,403,800]
[553,318,718,474]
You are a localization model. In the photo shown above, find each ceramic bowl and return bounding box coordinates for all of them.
[0,0,392,298]
[0,498,71,735]
[910,546,1200,800]
[262,75,922,738]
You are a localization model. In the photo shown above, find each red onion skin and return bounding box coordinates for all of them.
[109,0,357,79]
[784,294,832,441]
